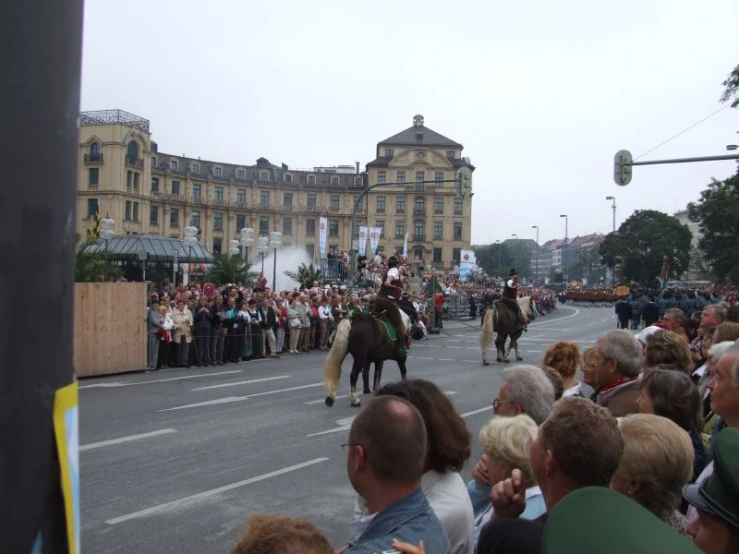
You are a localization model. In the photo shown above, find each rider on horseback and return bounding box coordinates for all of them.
[371,256,409,356]
[502,268,527,331]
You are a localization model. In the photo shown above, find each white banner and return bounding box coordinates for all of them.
[459,249,476,281]
[319,216,327,259]
[403,232,409,257]
[358,226,368,256]
[369,227,381,254]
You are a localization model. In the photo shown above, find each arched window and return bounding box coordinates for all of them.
[127,141,139,163]
[89,142,100,158]
[414,197,425,215]
[414,221,424,240]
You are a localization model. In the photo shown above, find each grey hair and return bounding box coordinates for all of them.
[717,343,739,386]
[502,365,555,425]
[598,330,642,377]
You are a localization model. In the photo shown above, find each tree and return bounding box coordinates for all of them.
[599,210,692,284]
[473,243,525,278]
[720,64,739,108]
[284,262,323,289]
[688,174,739,283]
[75,239,122,282]
[206,254,253,285]
[569,247,607,283]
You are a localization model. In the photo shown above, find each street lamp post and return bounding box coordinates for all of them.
[269,231,283,291]
[605,196,616,232]
[560,214,568,282]
[257,236,269,274]
[532,225,539,283]
[240,227,254,285]
[494,239,501,277]
[229,239,241,283]
[99,217,115,281]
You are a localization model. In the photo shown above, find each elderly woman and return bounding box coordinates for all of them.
[359,379,474,554]
[469,414,544,548]
[610,414,695,536]
[643,329,694,374]
[581,346,598,391]
[637,368,706,480]
[541,341,582,396]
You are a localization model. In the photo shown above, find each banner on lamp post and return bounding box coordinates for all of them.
[319,216,327,259]
[369,227,381,254]
[403,232,409,257]
[358,226,368,257]
[459,250,477,281]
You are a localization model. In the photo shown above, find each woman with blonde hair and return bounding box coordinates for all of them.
[542,341,582,396]
[610,414,695,536]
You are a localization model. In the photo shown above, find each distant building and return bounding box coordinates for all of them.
[674,208,706,280]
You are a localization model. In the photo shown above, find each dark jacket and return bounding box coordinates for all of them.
[643,302,660,326]
[259,306,278,331]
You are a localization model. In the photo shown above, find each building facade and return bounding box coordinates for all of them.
[76,110,473,268]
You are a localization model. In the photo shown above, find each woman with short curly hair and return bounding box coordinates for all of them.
[542,341,582,396]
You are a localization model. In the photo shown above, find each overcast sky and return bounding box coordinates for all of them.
[80,0,739,245]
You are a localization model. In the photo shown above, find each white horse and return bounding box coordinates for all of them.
[480,296,535,365]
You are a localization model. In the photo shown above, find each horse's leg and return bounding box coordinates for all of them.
[502,334,512,363]
[513,331,524,361]
[349,355,364,407]
[495,334,504,363]
[373,361,384,391]
[397,357,407,381]
[362,361,371,394]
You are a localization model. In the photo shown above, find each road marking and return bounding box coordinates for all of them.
[81,429,177,451]
[160,383,324,412]
[461,407,490,418]
[416,356,434,360]
[438,358,455,361]
[191,375,290,391]
[79,370,241,389]
[105,458,330,525]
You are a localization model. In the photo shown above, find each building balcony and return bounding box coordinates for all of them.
[329,206,341,213]
[414,208,426,216]
[454,210,463,216]
[412,233,426,242]
[125,157,144,169]
[212,198,228,207]
[83,152,103,164]
[88,183,99,191]
[395,232,406,239]
[434,210,444,216]
[191,196,207,205]
[396,209,406,215]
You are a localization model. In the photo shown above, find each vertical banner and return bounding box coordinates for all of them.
[53,381,80,554]
[358,226,368,256]
[369,227,381,254]
[319,216,327,259]
[403,232,409,257]
[459,250,476,281]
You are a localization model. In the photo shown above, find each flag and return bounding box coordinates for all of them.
[91,211,100,238]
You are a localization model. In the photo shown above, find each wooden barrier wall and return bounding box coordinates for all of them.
[74,282,147,377]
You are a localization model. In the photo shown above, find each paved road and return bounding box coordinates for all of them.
[79,305,617,553]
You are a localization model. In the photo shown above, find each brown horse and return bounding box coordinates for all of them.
[480,296,535,365]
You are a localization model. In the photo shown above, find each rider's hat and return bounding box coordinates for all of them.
[509,268,518,277]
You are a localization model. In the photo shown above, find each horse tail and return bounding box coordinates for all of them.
[323,318,351,394]
[481,306,495,353]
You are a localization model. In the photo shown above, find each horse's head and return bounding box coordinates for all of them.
[519,296,536,323]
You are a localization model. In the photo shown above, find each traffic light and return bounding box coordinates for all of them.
[613,150,633,186]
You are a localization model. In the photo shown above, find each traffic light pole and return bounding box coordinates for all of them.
[614,150,739,186]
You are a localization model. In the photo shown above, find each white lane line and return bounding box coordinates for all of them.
[79,370,241,389]
[587,322,600,327]
[461,407,490,418]
[159,383,324,411]
[81,429,177,451]
[105,458,330,525]
[438,358,455,361]
[191,375,290,391]
[451,307,583,336]
[416,356,434,360]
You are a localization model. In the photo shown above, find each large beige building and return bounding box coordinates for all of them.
[76,110,474,268]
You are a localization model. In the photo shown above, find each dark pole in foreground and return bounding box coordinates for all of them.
[1,1,84,552]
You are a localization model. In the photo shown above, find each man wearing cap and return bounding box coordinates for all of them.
[683,427,739,553]
[371,255,409,356]
[502,269,526,331]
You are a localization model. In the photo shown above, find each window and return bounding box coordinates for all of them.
[414,198,425,215]
[355,177,362,186]
[329,219,339,238]
[89,142,100,160]
[283,217,292,235]
[307,193,317,208]
[434,197,443,215]
[132,202,139,222]
[150,206,159,225]
[414,222,424,240]
[354,195,363,210]
[149,156,156,168]
[285,174,293,183]
[237,189,246,203]
[125,200,132,220]
[331,176,339,186]
[454,222,462,240]
[260,191,270,205]
[435,172,444,187]
[127,141,139,164]
[283,192,293,206]
[259,217,269,234]
[447,151,455,159]
[237,169,245,179]
[215,186,224,201]
[305,244,315,259]
[88,168,99,186]
[396,196,405,213]
[171,181,180,195]
[87,198,99,218]
[192,163,200,174]
[133,172,140,190]
[259,171,269,182]
[375,221,384,237]
[213,213,223,229]
[191,210,200,228]
[170,208,179,227]
[413,248,423,261]
[330,195,340,210]
[434,222,443,240]
[306,219,316,236]
[378,171,386,184]
[395,222,405,238]
[213,238,222,255]
[236,215,246,230]
[416,171,424,192]
[433,247,442,263]
[170,159,178,171]
[384,149,394,157]
[126,170,132,190]
[454,197,463,215]
[215,167,222,177]
[151,177,159,193]
[376,196,385,213]
[453,248,461,264]
[308,175,316,185]
[193,184,201,199]
[397,171,405,185]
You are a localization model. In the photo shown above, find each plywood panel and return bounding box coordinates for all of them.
[74,283,147,377]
